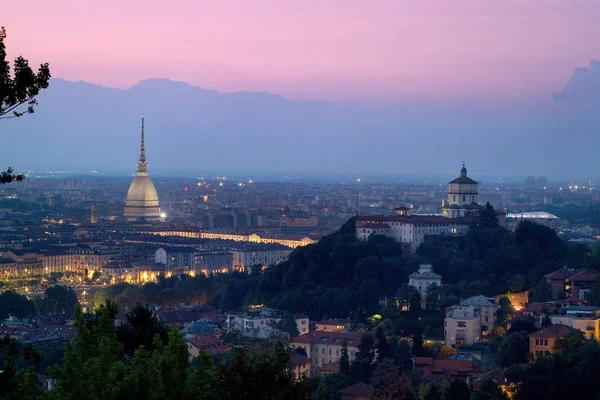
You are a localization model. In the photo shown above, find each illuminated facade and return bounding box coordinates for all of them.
[124,116,161,221]
[231,246,292,272]
[143,229,316,249]
[442,164,480,218]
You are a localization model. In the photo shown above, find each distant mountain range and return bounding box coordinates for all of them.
[1,77,599,179]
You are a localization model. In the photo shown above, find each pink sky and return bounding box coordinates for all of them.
[4,0,600,102]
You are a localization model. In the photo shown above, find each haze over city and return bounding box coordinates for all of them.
[3,0,600,178]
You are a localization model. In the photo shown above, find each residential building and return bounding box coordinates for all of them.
[291,331,362,374]
[291,353,311,382]
[551,314,600,339]
[544,268,598,300]
[226,307,309,337]
[414,357,476,380]
[444,305,481,345]
[230,244,292,272]
[459,295,498,331]
[356,215,470,253]
[316,319,352,332]
[408,264,442,308]
[529,324,580,359]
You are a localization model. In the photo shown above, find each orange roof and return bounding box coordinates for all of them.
[529,323,579,339]
[420,359,475,378]
[520,302,551,314]
[414,357,433,366]
[569,270,598,282]
[545,269,573,280]
[319,361,340,373]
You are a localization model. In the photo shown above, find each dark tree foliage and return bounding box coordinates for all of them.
[340,341,350,376]
[496,331,530,368]
[41,285,79,314]
[418,210,568,298]
[0,290,37,320]
[443,379,471,400]
[0,26,51,184]
[375,326,391,362]
[422,383,442,400]
[528,279,553,303]
[117,303,168,355]
[350,333,376,383]
[0,335,46,400]
[470,379,507,400]
[371,358,416,400]
[479,202,500,229]
[0,26,51,119]
[275,313,300,337]
[412,323,426,357]
[504,332,600,400]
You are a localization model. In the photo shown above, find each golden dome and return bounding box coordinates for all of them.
[124,117,161,221]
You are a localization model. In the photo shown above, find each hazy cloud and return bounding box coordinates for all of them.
[554,60,600,107]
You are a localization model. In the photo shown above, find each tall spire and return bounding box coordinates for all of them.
[136,115,148,175]
[139,115,146,163]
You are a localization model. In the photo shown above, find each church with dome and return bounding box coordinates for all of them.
[124,117,161,221]
[441,164,482,218]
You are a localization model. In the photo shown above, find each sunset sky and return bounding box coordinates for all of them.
[4,0,600,102]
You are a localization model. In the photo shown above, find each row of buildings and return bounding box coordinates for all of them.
[0,241,293,283]
[355,166,506,253]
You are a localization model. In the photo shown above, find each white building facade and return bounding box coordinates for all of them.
[408,264,442,308]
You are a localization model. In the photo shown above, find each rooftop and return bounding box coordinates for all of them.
[529,323,580,339]
[292,331,362,347]
[459,295,495,307]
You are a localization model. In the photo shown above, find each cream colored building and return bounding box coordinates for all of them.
[442,165,480,218]
[315,319,352,332]
[459,295,498,331]
[408,264,442,307]
[231,246,292,272]
[551,314,600,339]
[444,305,481,345]
[291,331,362,374]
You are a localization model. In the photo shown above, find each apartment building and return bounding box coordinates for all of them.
[444,305,481,345]
[459,295,498,331]
[292,331,362,374]
[529,324,580,359]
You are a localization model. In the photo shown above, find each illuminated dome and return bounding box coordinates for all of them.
[124,117,161,221]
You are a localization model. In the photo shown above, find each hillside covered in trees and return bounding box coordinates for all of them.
[87,211,600,322]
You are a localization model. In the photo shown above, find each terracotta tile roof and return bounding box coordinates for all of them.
[563,296,585,305]
[292,331,363,347]
[569,270,598,282]
[414,357,433,366]
[545,268,575,280]
[520,302,551,314]
[529,323,579,339]
[339,382,373,396]
[419,359,475,378]
[319,361,341,373]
